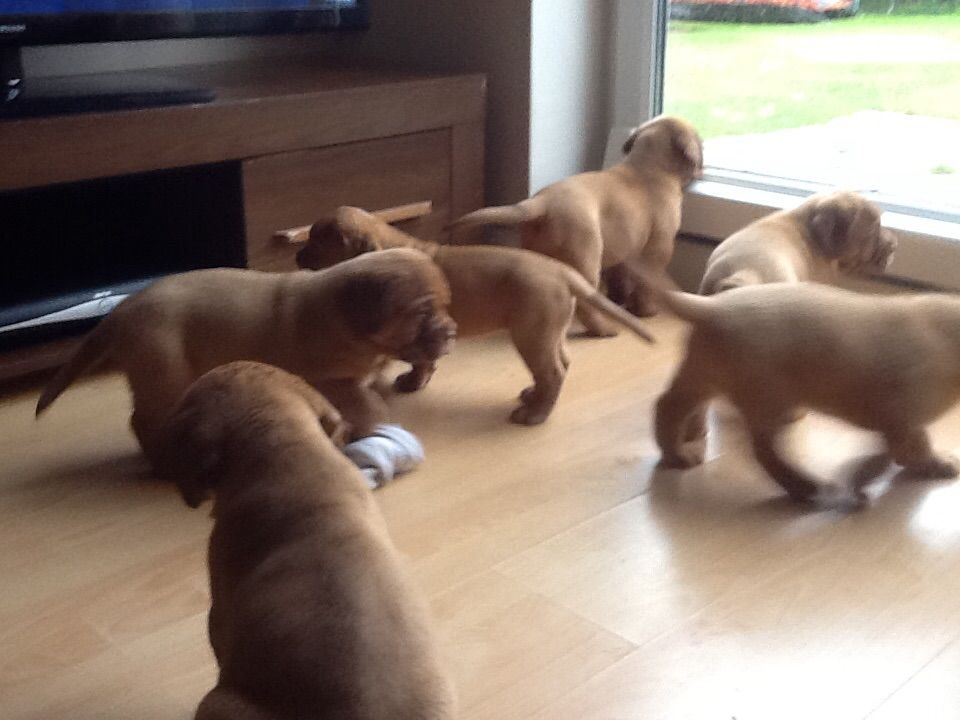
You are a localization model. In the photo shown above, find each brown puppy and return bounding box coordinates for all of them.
[699,190,898,295]
[36,248,455,455]
[652,281,960,504]
[451,115,703,334]
[158,361,456,720]
[298,206,655,425]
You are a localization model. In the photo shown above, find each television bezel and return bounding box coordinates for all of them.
[0,1,368,47]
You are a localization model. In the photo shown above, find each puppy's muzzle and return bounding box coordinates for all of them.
[401,316,457,364]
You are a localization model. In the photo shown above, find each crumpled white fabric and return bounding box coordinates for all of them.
[342,424,425,490]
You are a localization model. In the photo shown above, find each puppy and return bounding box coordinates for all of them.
[451,115,703,335]
[699,190,898,295]
[36,248,455,456]
[297,206,655,425]
[652,281,960,503]
[158,361,456,720]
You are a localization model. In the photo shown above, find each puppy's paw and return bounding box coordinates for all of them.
[659,442,705,469]
[814,484,869,512]
[510,404,551,426]
[519,385,537,404]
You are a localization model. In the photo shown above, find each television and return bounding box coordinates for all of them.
[1,0,369,117]
[0,1,368,351]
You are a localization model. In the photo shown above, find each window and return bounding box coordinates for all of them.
[622,0,960,287]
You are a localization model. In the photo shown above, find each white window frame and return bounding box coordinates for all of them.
[611,0,960,291]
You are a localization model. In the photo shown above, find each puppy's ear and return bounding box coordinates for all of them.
[337,273,393,336]
[622,127,640,155]
[874,227,898,270]
[672,129,703,176]
[809,205,839,257]
[809,198,875,259]
[156,404,223,508]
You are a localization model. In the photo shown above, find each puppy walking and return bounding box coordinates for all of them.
[699,190,897,295]
[451,115,703,335]
[159,362,456,720]
[651,282,960,504]
[298,206,655,425]
[35,249,456,454]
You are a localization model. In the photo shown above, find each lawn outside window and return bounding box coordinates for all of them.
[617,0,960,288]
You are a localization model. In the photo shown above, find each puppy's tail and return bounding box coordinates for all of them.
[635,268,718,327]
[448,196,548,233]
[701,269,761,295]
[35,315,116,417]
[562,268,655,344]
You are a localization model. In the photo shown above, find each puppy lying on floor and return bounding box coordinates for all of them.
[450,115,703,334]
[36,248,455,457]
[297,206,654,425]
[158,362,456,720]
[652,281,960,505]
[699,190,897,295]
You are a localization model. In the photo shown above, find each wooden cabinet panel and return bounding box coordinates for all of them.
[243,130,451,271]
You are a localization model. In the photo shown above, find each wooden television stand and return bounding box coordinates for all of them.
[0,58,486,382]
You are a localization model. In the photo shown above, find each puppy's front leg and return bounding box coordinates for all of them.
[749,428,820,502]
[885,427,960,479]
[313,379,389,440]
[655,362,710,468]
[394,362,436,393]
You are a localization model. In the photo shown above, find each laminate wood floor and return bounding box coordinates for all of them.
[2,316,959,719]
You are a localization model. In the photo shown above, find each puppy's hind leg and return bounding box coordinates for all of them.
[566,242,621,338]
[195,686,276,720]
[510,321,568,426]
[884,427,959,479]
[625,242,672,318]
[128,347,194,467]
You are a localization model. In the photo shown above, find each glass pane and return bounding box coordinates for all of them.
[663,1,960,216]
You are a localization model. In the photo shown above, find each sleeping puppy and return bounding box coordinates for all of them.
[450,115,703,335]
[699,190,897,295]
[297,206,655,425]
[652,281,960,504]
[36,248,455,456]
[158,361,456,720]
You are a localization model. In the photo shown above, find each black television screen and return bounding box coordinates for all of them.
[0,0,367,45]
[6,1,357,12]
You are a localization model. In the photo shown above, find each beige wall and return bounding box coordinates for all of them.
[321,1,534,206]
[529,0,614,194]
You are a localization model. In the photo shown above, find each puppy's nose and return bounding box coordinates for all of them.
[295,247,310,269]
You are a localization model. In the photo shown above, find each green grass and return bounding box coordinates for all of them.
[664,14,960,138]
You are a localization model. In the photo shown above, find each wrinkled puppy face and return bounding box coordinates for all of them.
[807,192,897,274]
[296,220,376,270]
[623,115,704,186]
[157,362,350,508]
[337,250,456,364]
